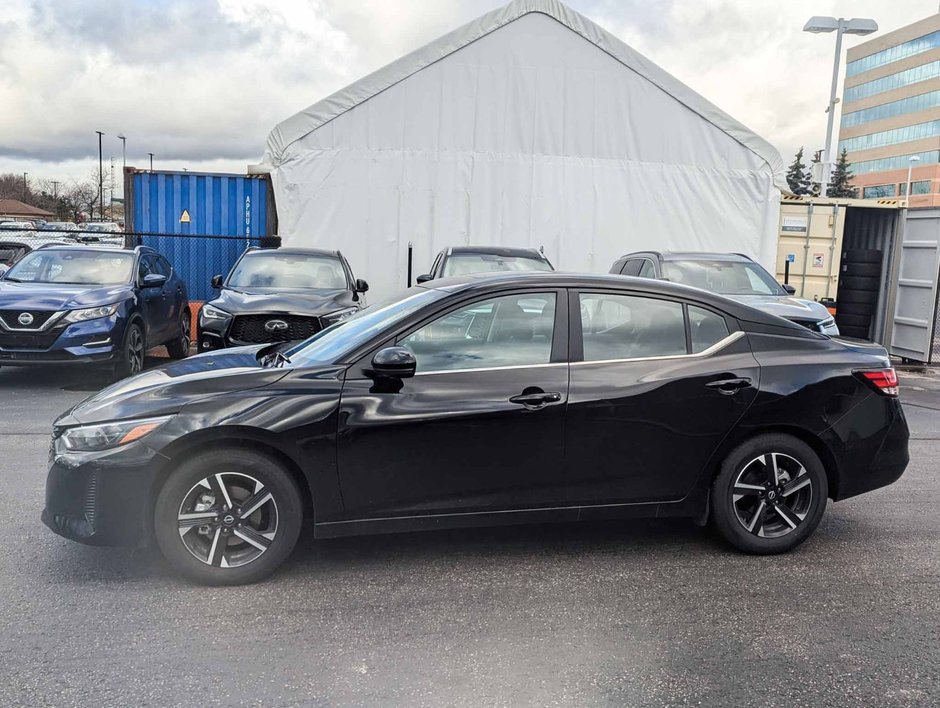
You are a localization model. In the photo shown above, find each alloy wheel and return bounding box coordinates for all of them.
[177,472,278,568]
[127,326,144,374]
[731,453,813,539]
[180,315,191,351]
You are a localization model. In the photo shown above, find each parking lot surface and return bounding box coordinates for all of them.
[0,363,938,707]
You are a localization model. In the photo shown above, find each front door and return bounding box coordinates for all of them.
[337,290,569,518]
[137,255,171,343]
[565,290,760,504]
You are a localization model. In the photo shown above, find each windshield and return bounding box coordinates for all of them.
[3,249,134,285]
[285,288,444,366]
[228,252,348,290]
[442,253,552,277]
[661,259,784,296]
[44,223,79,231]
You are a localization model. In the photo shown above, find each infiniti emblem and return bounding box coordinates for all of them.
[17,312,34,326]
[264,319,289,333]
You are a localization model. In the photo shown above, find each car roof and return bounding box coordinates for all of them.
[417,271,806,330]
[622,251,753,263]
[36,243,142,255]
[245,247,340,258]
[447,245,547,259]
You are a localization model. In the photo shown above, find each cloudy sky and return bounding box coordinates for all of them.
[1,0,938,189]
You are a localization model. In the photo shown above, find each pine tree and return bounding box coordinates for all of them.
[828,147,858,198]
[786,147,811,195]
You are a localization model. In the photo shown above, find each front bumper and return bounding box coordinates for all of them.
[42,439,160,546]
[0,315,123,365]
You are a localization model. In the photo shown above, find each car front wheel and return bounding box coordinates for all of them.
[154,448,303,585]
[114,321,145,379]
[165,308,191,359]
[711,434,828,554]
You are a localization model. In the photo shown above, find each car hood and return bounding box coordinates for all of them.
[723,294,830,322]
[0,281,132,311]
[210,287,356,316]
[57,345,293,426]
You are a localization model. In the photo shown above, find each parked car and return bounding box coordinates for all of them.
[43,272,908,585]
[0,221,36,232]
[0,240,31,269]
[84,222,123,233]
[416,245,553,283]
[0,244,190,374]
[611,251,840,336]
[42,222,80,233]
[197,247,368,351]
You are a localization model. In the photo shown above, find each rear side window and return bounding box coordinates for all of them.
[689,305,729,353]
[579,293,686,361]
[638,260,656,278]
[619,259,641,276]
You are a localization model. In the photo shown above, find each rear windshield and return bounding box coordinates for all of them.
[228,252,348,290]
[661,259,784,296]
[3,249,134,285]
[442,254,552,277]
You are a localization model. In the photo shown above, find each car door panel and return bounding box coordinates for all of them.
[565,291,760,505]
[337,290,569,518]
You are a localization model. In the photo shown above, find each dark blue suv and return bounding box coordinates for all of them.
[0,245,190,376]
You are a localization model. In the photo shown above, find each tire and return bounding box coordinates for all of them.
[842,248,882,264]
[165,306,191,359]
[839,275,879,291]
[114,320,145,379]
[154,448,303,586]
[838,288,878,305]
[835,313,871,328]
[837,325,870,339]
[835,301,875,316]
[841,263,881,278]
[711,434,828,554]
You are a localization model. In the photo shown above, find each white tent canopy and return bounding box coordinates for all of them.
[265,0,786,299]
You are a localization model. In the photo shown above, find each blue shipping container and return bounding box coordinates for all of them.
[127,170,272,301]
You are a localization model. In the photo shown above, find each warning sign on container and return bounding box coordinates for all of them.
[180,209,191,224]
[812,253,824,268]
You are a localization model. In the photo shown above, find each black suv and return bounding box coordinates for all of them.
[417,246,553,282]
[197,248,368,350]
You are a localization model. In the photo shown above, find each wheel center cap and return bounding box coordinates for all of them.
[222,514,236,526]
[767,490,777,501]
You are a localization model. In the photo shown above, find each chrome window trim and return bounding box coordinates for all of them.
[0,310,67,332]
[413,361,567,377]
[572,330,745,367]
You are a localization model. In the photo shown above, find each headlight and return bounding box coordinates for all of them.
[321,307,357,326]
[59,415,173,452]
[200,304,231,321]
[64,303,119,323]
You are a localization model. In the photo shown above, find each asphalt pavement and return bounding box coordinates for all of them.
[0,362,937,707]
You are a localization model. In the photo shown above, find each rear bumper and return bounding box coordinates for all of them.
[42,441,160,546]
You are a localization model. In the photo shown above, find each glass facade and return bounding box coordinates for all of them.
[842,91,940,128]
[844,61,940,103]
[863,184,897,198]
[839,120,940,153]
[899,180,932,195]
[852,150,940,174]
[846,30,940,77]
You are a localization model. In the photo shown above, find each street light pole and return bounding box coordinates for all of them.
[148,152,154,172]
[96,130,105,221]
[22,172,28,200]
[52,180,60,219]
[906,155,921,204]
[804,16,878,197]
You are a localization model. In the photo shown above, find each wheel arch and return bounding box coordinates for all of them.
[147,428,315,529]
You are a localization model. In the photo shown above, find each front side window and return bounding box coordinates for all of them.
[441,254,552,277]
[638,260,656,278]
[579,293,686,361]
[228,253,348,290]
[661,259,783,296]
[4,249,134,286]
[400,293,556,372]
[619,259,641,276]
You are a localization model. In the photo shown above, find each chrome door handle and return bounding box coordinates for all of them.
[509,391,562,407]
[705,377,752,395]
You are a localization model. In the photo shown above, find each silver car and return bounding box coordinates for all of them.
[610,251,839,336]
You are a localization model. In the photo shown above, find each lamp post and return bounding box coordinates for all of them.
[22,172,28,200]
[95,130,105,221]
[52,180,60,219]
[804,16,878,196]
[148,152,154,172]
[906,155,921,204]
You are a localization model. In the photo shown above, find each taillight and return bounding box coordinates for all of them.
[856,368,899,397]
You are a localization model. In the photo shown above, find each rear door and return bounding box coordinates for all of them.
[889,209,940,362]
[565,290,760,504]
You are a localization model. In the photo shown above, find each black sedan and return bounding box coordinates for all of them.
[43,273,909,585]
[197,247,369,350]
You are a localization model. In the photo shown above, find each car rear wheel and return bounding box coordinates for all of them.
[166,308,191,359]
[711,434,827,554]
[154,448,303,585]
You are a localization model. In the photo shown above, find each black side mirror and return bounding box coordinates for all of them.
[211,274,224,289]
[142,273,167,288]
[355,278,369,293]
[416,273,433,284]
[370,346,416,379]
[782,283,796,295]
